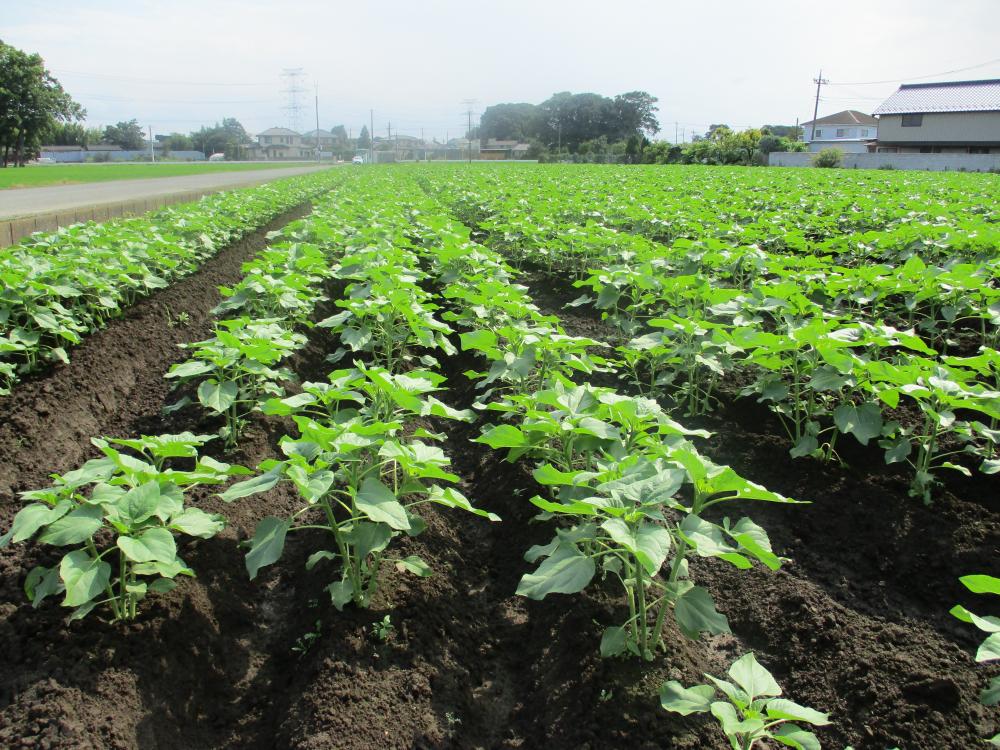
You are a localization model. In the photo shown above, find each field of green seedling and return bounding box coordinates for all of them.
[0,163,996,749]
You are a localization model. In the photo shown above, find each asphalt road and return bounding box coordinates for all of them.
[0,165,333,220]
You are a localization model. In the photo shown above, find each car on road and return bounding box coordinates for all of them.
[352,156,364,164]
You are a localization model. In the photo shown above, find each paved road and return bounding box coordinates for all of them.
[0,165,332,220]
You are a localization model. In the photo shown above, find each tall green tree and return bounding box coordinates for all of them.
[103,119,145,150]
[330,125,349,143]
[42,121,88,146]
[190,117,250,158]
[0,39,84,166]
[357,124,371,149]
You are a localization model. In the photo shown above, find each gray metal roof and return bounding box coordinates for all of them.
[873,79,1000,115]
[802,109,878,127]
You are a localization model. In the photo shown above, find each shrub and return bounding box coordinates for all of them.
[812,148,842,168]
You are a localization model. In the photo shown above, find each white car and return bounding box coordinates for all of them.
[352,156,364,164]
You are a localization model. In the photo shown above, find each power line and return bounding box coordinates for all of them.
[827,56,1000,86]
[52,69,269,87]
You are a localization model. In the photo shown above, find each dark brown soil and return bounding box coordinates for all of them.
[0,244,996,750]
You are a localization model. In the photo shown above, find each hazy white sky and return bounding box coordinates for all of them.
[6,0,1000,142]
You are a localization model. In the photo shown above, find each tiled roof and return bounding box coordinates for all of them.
[802,110,878,126]
[257,127,301,136]
[873,79,1000,115]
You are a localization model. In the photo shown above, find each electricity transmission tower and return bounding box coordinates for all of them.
[281,68,307,132]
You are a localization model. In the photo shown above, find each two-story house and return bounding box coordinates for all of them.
[255,127,315,159]
[802,110,878,153]
[872,79,1000,154]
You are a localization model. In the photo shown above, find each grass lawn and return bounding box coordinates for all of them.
[0,162,319,189]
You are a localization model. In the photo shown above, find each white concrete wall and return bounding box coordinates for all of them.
[769,152,1000,171]
[807,140,870,154]
[877,111,1000,144]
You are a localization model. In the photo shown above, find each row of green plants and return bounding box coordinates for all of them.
[423,166,1000,503]
[0,169,345,395]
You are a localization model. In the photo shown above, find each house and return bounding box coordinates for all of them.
[479,139,532,160]
[872,79,1000,154]
[301,129,337,150]
[255,127,315,159]
[801,110,878,153]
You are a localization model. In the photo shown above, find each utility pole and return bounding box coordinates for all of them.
[810,70,829,142]
[369,109,374,164]
[795,117,800,141]
[461,99,477,163]
[148,125,155,162]
[314,83,320,162]
[674,121,678,145]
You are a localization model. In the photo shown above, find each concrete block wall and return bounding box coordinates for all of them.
[769,152,1000,171]
[0,189,211,249]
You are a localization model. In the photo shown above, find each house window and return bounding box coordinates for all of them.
[969,146,990,154]
[813,129,823,138]
[836,128,847,138]
[901,114,923,127]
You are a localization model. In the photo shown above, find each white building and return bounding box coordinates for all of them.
[872,79,1000,154]
[802,110,878,153]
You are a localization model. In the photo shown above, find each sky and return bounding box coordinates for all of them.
[5,0,1000,143]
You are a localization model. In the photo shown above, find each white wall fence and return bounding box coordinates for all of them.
[769,152,1000,172]
[40,149,206,163]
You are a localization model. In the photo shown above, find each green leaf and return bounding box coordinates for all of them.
[246,517,290,580]
[327,577,354,611]
[600,518,671,576]
[833,402,883,446]
[981,676,1000,706]
[1,502,72,546]
[25,565,63,607]
[355,478,410,531]
[474,424,527,449]
[169,508,225,538]
[766,698,830,726]
[771,723,822,750]
[345,521,391,560]
[729,652,782,699]
[516,545,596,600]
[960,574,1000,596]
[220,467,282,501]
[396,555,433,577]
[59,550,111,608]
[659,681,715,716]
[978,633,1000,663]
[117,527,177,563]
[674,586,730,640]
[710,701,764,737]
[198,379,238,414]
[600,626,628,658]
[38,504,104,546]
[122,481,162,524]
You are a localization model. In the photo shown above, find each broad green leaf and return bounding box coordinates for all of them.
[600,626,628,658]
[246,517,290,580]
[396,555,433,577]
[729,652,782,699]
[25,565,63,606]
[1,502,72,546]
[59,550,111,607]
[674,586,730,640]
[198,379,238,414]
[978,633,1000,663]
[771,723,822,750]
[355,478,410,531]
[766,698,830,725]
[516,545,596,600]
[220,467,282,501]
[710,701,764,736]
[659,681,715,715]
[117,527,177,563]
[601,518,671,575]
[960,575,1000,596]
[474,424,527,449]
[38,504,104,546]
[833,402,883,446]
[169,508,225,538]
[327,577,354,611]
[982,676,1000,706]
